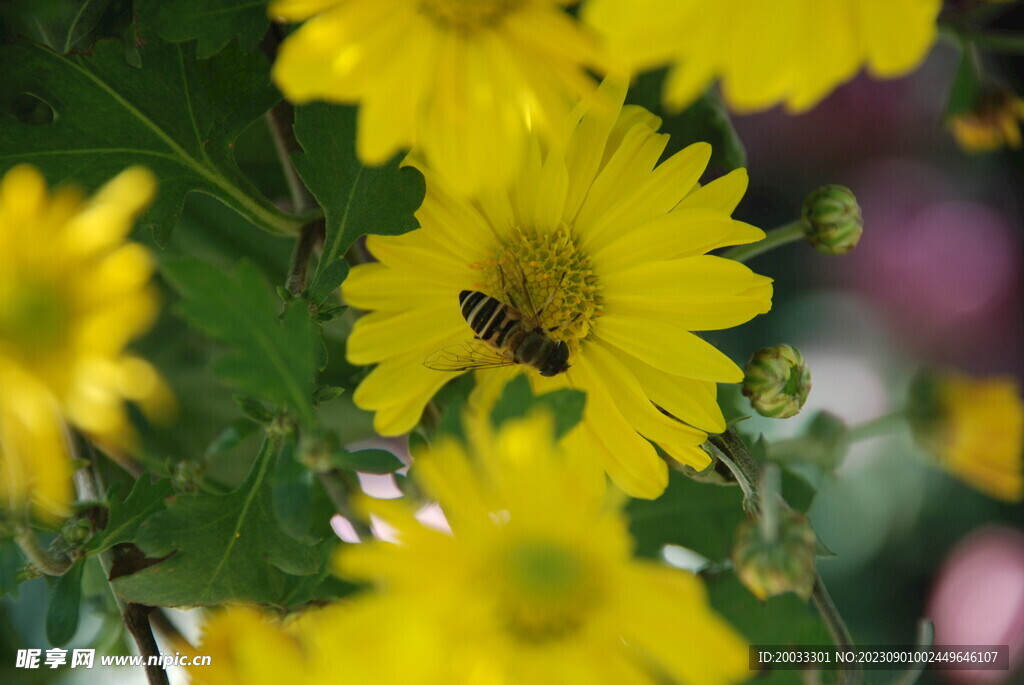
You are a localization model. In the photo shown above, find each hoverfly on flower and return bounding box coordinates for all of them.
[424,259,571,377]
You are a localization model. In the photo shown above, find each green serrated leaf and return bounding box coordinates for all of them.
[944,48,984,120]
[427,374,476,440]
[706,571,830,673]
[768,411,848,476]
[0,38,302,244]
[153,0,270,59]
[331,448,404,474]
[313,385,345,404]
[112,438,320,607]
[628,469,746,562]
[491,375,586,439]
[272,438,317,541]
[205,417,260,458]
[292,103,425,294]
[0,538,24,599]
[408,431,429,457]
[315,330,329,372]
[780,467,816,514]
[309,259,350,306]
[315,305,348,322]
[46,559,85,646]
[0,0,125,53]
[233,395,274,423]
[815,534,837,559]
[87,477,174,554]
[277,533,357,607]
[162,258,318,426]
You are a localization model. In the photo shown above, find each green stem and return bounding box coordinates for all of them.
[721,221,805,263]
[811,572,862,685]
[72,435,169,685]
[708,429,763,514]
[845,410,907,443]
[285,219,325,298]
[758,464,781,544]
[965,39,986,82]
[13,528,72,576]
[710,429,861,683]
[888,620,934,685]
[265,100,316,215]
[967,30,1024,55]
[318,470,374,540]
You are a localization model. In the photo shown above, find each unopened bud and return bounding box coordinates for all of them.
[742,344,811,419]
[171,460,205,494]
[733,508,817,601]
[61,518,93,546]
[297,435,333,473]
[801,184,862,255]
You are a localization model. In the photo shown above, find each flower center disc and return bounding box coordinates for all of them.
[498,540,598,644]
[477,226,601,346]
[419,0,521,30]
[0,281,68,354]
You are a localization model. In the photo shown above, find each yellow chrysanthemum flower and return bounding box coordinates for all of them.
[189,607,312,685]
[190,413,750,685]
[270,0,606,194]
[0,165,168,519]
[583,0,941,113]
[912,371,1024,502]
[949,90,1024,152]
[344,78,773,498]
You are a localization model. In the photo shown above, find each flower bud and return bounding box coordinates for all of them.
[732,508,817,601]
[171,460,205,495]
[742,344,811,419]
[801,184,862,255]
[297,435,334,473]
[61,517,94,546]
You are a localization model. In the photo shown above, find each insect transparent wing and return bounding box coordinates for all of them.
[423,340,519,372]
[496,260,541,328]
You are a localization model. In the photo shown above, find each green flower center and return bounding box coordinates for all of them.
[475,226,602,346]
[419,0,522,30]
[498,540,599,644]
[0,281,69,353]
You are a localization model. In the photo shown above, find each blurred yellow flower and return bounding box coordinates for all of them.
[949,89,1024,152]
[189,607,312,685]
[583,0,941,113]
[913,371,1024,502]
[270,0,606,194]
[0,165,168,519]
[191,413,750,685]
[344,78,772,498]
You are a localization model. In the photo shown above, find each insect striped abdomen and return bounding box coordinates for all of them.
[444,290,570,377]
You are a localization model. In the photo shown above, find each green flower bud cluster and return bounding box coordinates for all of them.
[742,344,811,419]
[801,184,862,255]
[732,507,817,601]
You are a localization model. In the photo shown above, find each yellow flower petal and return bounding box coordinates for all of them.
[347,307,464,365]
[594,312,744,383]
[592,210,743,272]
[566,360,668,498]
[1,165,162,518]
[617,563,750,685]
[586,0,941,113]
[678,168,749,214]
[267,0,342,22]
[343,263,451,312]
